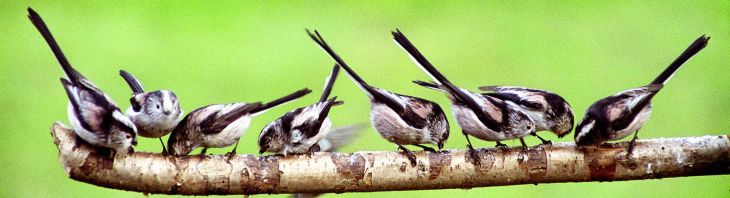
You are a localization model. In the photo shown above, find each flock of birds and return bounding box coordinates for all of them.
[29,8,710,167]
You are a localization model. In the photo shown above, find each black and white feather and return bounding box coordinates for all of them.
[478,86,574,138]
[259,64,343,155]
[28,8,138,154]
[307,30,450,166]
[393,29,535,149]
[167,89,311,156]
[119,70,182,152]
[574,35,709,150]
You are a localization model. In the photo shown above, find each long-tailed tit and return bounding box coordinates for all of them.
[28,8,137,155]
[476,86,574,141]
[308,30,450,166]
[258,64,344,155]
[575,35,709,155]
[392,29,535,163]
[167,89,311,157]
[413,81,575,145]
[119,70,182,154]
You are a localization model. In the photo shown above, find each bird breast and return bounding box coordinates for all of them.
[451,104,508,141]
[203,116,252,148]
[609,105,653,141]
[369,104,434,145]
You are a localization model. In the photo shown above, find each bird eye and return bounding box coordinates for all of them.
[125,134,132,139]
[156,104,161,109]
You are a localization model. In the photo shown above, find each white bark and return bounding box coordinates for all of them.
[50,122,730,195]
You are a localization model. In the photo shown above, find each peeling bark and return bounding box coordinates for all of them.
[50,122,730,195]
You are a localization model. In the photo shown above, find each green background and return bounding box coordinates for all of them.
[1,1,729,197]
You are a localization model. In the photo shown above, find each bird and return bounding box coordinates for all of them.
[414,81,574,144]
[28,8,138,155]
[119,70,182,154]
[258,64,345,155]
[167,88,311,157]
[575,35,709,156]
[476,86,574,141]
[391,29,536,163]
[307,29,450,166]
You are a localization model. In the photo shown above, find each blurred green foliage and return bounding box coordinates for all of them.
[1,0,729,197]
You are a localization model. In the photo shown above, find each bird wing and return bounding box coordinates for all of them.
[605,86,658,131]
[199,103,262,134]
[61,78,117,134]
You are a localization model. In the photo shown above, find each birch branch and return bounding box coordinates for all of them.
[50,122,730,195]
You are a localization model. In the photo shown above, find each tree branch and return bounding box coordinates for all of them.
[50,122,730,195]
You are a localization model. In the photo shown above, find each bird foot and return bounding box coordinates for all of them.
[397,146,418,167]
[495,142,509,149]
[225,151,237,161]
[415,144,437,152]
[466,145,481,165]
[626,136,639,158]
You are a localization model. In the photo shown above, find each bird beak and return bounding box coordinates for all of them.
[132,140,138,146]
[259,147,267,155]
[438,142,444,151]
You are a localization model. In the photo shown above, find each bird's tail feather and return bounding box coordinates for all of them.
[650,35,709,86]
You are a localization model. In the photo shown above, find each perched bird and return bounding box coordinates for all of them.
[414,81,574,144]
[308,30,450,166]
[28,8,137,155]
[119,70,182,154]
[477,86,574,141]
[258,64,344,155]
[391,29,535,163]
[575,35,709,155]
[167,89,311,157]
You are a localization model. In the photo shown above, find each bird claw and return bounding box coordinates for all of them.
[421,146,437,153]
[626,136,639,157]
[397,145,418,167]
[225,151,236,161]
[495,142,509,149]
[307,145,321,157]
[404,152,417,167]
[466,145,481,165]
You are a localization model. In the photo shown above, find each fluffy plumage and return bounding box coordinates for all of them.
[308,29,450,166]
[119,70,182,153]
[393,29,537,164]
[29,7,137,155]
[575,35,709,155]
[259,64,342,155]
[168,89,311,156]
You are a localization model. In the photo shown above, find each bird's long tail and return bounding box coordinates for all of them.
[119,70,145,93]
[391,29,469,102]
[251,88,312,114]
[650,35,710,86]
[319,64,341,102]
[394,30,501,129]
[28,8,83,85]
[306,29,379,98]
